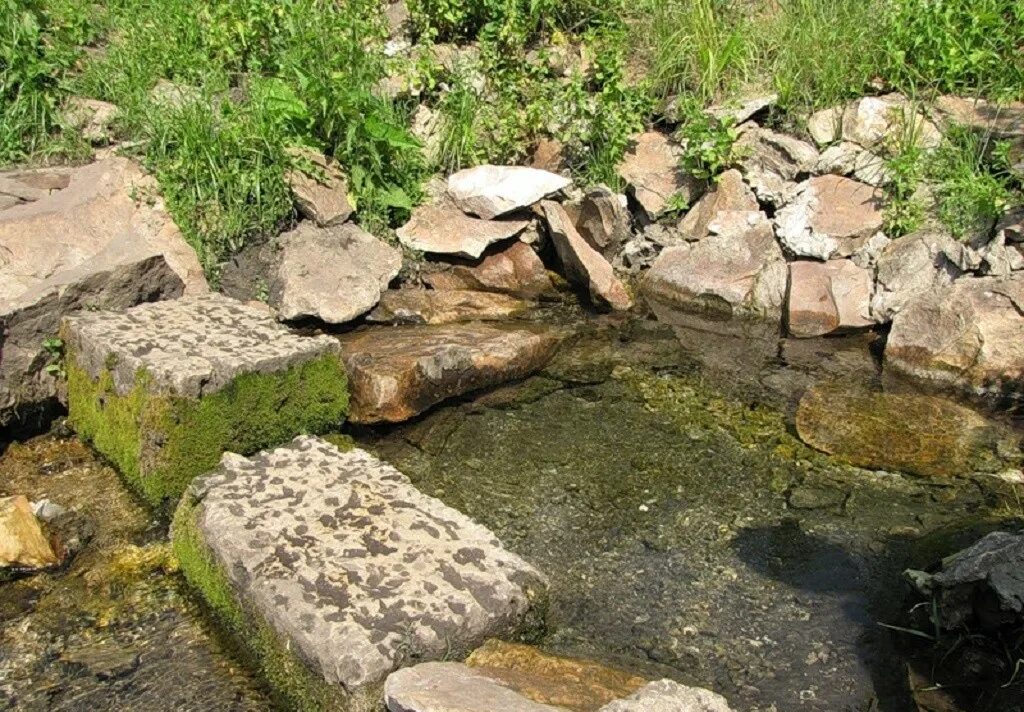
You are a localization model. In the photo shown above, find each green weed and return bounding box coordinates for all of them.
[674,98,739,181]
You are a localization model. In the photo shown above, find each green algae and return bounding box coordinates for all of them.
[66,350,349,511]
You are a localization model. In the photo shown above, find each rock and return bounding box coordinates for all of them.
[575,187,631,259]
[367,290,529,325]
[979,233,1024,277]
[795,383,1008,477]
[385,0,410,39]
[933,96,1024,139]
[61,644,141,680]
[31,499,67,522]
[996,208,1024,244]
[840,94,942,150]
[0,158,206,430]
[542,201,632,311]
[734,126,818,206]
[644,209,786,320]
[807,107,842,146]
[270,222,401,323]
[175,437,547,707]
[787,260,874,337]
[0,166,73,206]
[63,294,347,507]
[397,204,530,260]
[62,97,118,143]
[907,531,1024,631]
[149,79,202,110]
[618,132,702,221]
[885,274,1024,397]
[598,680,734,712]
[706,92,777,125]
[871,230,962,321]
[423,241,553,298]
[530,138,567,173]
[0,495,59,570]
[850,231,891,269]
[466,640,647,711]
[774,175,885,260]
[339,323,560,423]
[678,169,758,241]
[447,165,571,220]
[411,105,443,166]
[285,148,354,227]
[385,662,561,712]
[815,142,888,187]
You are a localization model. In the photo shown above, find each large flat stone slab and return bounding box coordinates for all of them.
[397,204,530,259]
[385,662,561,712]
[599,680,734,711]
[339,323,560,423]
[174,437,547,709]
[63,294,347,506]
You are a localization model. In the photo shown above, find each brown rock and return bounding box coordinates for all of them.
[618,132,702,220]
[0,166,73,205]
[367,290,530,325]
[466,640,647,712]
[0,495,58,570]
[397,204,530,260]
[576,187,631,258]
[774,175,885,260]
[542,201,632,311]
[424,241,553,298]
[679,169,758,241]
[885,275,1024,397]
[841,94,941,150]
[787,260,874,338]
[934,96,1024,139]
[339,323,560,423]
[286,148,354,227]
[530,138,567,173]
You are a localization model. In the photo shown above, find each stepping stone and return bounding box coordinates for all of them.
[340,323,560,423]
[63,294,347,507]
[173,437,547,710]
[385,662,561,712]
[367,289,530,325]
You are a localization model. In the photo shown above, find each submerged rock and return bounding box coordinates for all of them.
[795,383,1010,477]
[367,289,530,325]
[385,662,561,712]
[175,437,547,708]
[339,322,560,423]
[618,132,702,221]
[0,494,59,571]
[447,165,571,220]
[424,241,553,298]
[397,204,530,259]
[285,148,355,227]
[599,680,734,712]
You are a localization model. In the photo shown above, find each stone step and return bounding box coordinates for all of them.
[172,436,547,711]
[339,323,561,424]
[63,294,347,508]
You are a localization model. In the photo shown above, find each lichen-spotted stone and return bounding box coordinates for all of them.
[173,436,547,707]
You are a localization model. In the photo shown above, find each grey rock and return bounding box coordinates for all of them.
[816,142,889,187]
[774,175,885,260]
[286,148,354,227]
[678,169,758,241]
[62,97,118,143]
[599,680,734,712]
[870,230,961,321]
[933,96,1024,140]
[63,293,339,398]
[384,662,561,712]
[618,132,703,221]
[787,259,874,338]
[179,437,547,696]
[271,222,401,323]
[807,107,842,147]
[149,79,202,110]
[447,165,571,220]
[734,125,818,207]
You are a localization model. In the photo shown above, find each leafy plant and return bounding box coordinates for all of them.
[42,336,65,379]
[675,99,738,181]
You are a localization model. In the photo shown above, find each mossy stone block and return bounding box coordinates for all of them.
[63,294,348,509]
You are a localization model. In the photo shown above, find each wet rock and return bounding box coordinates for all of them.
[933,96,1024,139]
[397,204,530,259]
[598,679,734,712]
[734,126,818,206]
[774,175,885,260]
[176,437,547,705]
[575,186,631,259]
[841,94,941,150]
[447,165,571,220]
[618,132,702,221]
[807,107,842,146]
[285,148,355,227]
[466,640,647,711]
[367,290,530,325]
[62,97,119,143]
[679,169,758,241]
[384,662,561,712]
[423,241,553,298]
[64,294,345,505]
[0,495,58,570]
[270,222,400,323]
[787,260,874,338]
[885,274,1024,397]
[795,383,1007,477]
[0,158,206,429]
[870,230,961,322]
[339,322,560,423]
[543,201,632,311]
[644,209,786,320]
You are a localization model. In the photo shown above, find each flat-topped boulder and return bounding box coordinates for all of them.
[447,165,571,220]
[173,437,547,710]
[397,204,530,259]
[340,323,560,423]
[367,289,530,325]
[63,294,347,507]
[424,241,554,298]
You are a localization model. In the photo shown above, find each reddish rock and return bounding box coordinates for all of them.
[367,289,529,325]
[286,148,354,227]
[424,241,553,298]
[679,169,758,241]
[787,260,874,338]
[774,175,885,260]
[530,138,567,173]
[618,132,702,220]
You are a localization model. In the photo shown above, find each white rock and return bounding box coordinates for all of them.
[447,165,571,219]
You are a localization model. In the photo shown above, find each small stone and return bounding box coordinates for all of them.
[774,175,885,260]
[871,230,961,322]
[447,165,571,220]
[0,495,58,570]
[286,148,355,227]
[384,662,561,712]
[576,186,631,259]
[787,260,874,338]
[424,241,553,298]
[598,679,734,712]
[543,201,632,311]
[706,92,777,125]
[807,107,842,147]
[339,322,559,423]
[679,169,758,241]
[367,290,529,325]
[411,105,442,165]
[530,138,567,173]
[62,97,119,144]
[397,204,530,260]
[31,499,66,522]
[618,132,703,221]
[149,79,202,110]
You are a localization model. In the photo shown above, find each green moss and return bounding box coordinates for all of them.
[66,350,349,511]
[171,494,360,712]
